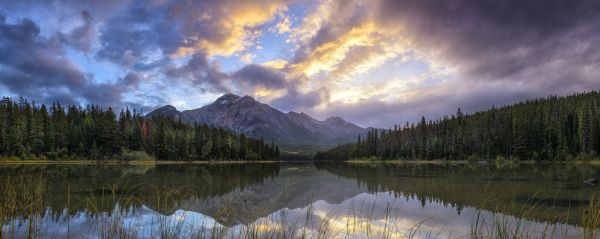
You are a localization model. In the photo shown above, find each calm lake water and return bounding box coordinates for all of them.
[1,162,599,238]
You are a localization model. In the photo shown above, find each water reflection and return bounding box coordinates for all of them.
[317,162,600,225]
[1,162,598,238]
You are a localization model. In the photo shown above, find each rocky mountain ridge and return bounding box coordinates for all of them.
[146,94,366,153]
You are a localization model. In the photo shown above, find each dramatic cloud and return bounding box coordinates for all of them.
[1,0,600,127]
[120,72,143,89]
[270,87,330,112]
[373,0,600,84]
[167,0,289,57]
[286,0,600,126]
[164,52,229,92]
[0,16,84,104]
[0,15,130,107]
[95,0,288,66]
[232,64,288,91]
[96,6,170,67]
[229,64,329,111]
[311,81,538,128]
[68,10,96,53]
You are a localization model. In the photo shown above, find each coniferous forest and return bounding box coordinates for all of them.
[315,91,600,161]
[0,97,279,161]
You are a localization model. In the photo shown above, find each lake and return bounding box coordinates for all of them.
[0,162,599,238]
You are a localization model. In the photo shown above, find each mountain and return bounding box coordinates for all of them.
[146,94,366,153]
[145,105,181,119]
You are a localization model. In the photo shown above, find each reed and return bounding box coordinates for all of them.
[1,175,599,239]
[0,175,46,239]
[582,194,600,239]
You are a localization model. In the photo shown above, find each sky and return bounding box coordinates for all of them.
[1,0,600,128]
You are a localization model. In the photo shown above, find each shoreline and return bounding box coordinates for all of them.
[344,159,600,165]
[0,160,281,165]
[2,159,600,165]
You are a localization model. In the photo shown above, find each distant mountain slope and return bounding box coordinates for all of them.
[146,94,366,153]
[145,105,182,120]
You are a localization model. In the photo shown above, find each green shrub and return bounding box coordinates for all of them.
[117,151,155,161]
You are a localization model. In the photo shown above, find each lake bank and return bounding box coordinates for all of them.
[0,159,280,165]
[3,158,600,165]
[344,158,600,165]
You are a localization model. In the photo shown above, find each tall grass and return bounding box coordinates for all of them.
[0,175,45,239]
[1,175,599,239]
[582,194,600,239]
[470,192,600,239]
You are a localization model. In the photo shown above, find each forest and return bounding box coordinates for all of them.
[315,91,600,161]
[0,97,279,161]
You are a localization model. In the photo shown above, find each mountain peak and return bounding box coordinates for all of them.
[160,105,177,111]
[322,116,364,135]
[148,94,367,152]
[215,93,241,105]
[238,95,258,103]
[145,104,180,118]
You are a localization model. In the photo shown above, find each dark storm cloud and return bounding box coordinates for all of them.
[296,0,600,88]
[94,0,287,68]
[81,82,124,106]
[386,0,600,123]
[94,4,177,66]
[119,72,143,89]
[230,64,330,111]
[0,17,84,98]
[232,64,288,90]
[68,10,96,53]
[96,6,171,67]
[2,0,599,128]
[0,0,294,114]
[373,0,600,85]
[164,52,229,92]
[308,2,367,49]
[291,0,600,127]
[0,16,126,107]
[271,87,330,112]
[0,0,129,21]
[291,1,370,64]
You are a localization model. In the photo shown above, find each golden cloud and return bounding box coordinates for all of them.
[260,59,289,69]
[171,1,288,58]
[280,0,458,111]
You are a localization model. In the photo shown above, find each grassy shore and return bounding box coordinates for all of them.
[0,159,280,165]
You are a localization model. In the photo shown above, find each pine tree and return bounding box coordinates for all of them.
[315,91,600,162]
[0,96,279,161]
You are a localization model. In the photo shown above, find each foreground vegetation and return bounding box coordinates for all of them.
[316,91,600,161]
[0,97,279,161]
[0,174,598,239]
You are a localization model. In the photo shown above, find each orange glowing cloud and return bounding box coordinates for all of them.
[171,0,289,58]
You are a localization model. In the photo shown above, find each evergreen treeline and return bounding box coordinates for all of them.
[0,97,279,161]
[315,91,600,161]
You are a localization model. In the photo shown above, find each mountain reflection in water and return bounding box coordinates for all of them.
[1,162,598,238]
